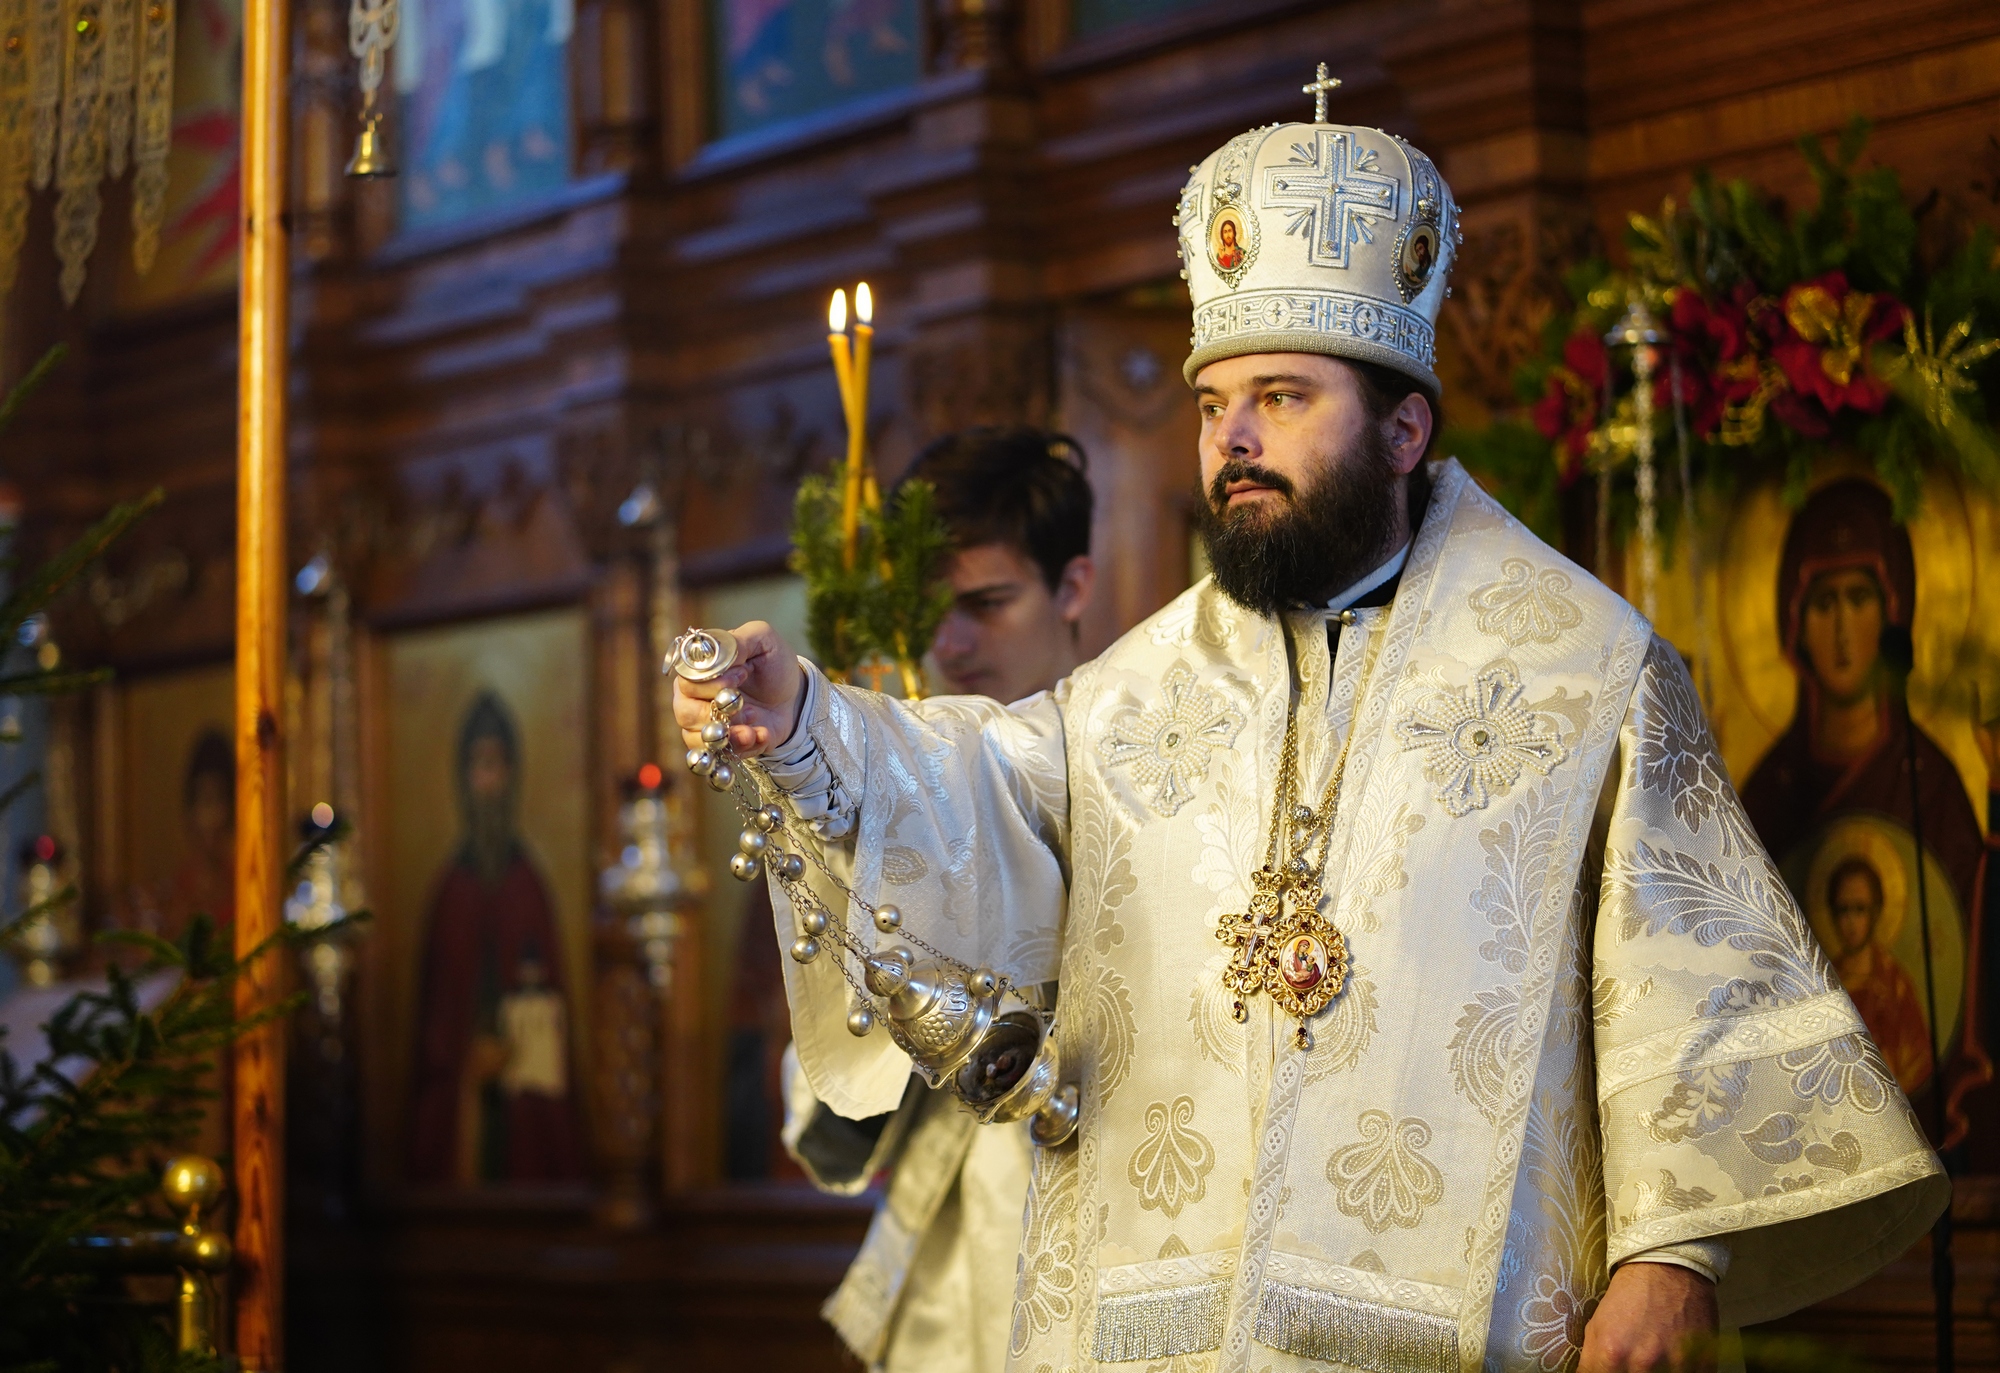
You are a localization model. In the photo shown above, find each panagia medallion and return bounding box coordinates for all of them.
[1214,710,1358,1049]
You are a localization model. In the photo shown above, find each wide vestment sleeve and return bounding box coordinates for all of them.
[762,663,1075,1122]
[1592,639,1948,1327]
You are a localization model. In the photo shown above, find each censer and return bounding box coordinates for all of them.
[670,628,1079,1146]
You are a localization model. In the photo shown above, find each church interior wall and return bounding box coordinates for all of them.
[0,0,1994,1364]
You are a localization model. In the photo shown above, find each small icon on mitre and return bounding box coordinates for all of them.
[1395,203,1444,302]
[1208,204,1256,286]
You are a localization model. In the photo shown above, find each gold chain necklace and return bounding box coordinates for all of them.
[1215,704,1358,1050]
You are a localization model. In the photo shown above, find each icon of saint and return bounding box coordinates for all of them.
[1405,228,1434,283]
[1215,216,1244,272]
[160,729,234,941]
[1740,479,1989,1146]
[1826,855,1933,1092]
[408,691,585,1186]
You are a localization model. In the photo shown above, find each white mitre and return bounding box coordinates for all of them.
[1178,71,1461,394]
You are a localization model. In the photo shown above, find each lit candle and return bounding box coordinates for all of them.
[853,282,874,467]
[827,288,855,426]
[843,283,874,559]
[829,289,862,568]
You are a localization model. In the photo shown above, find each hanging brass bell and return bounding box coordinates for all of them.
[346,110,395,179]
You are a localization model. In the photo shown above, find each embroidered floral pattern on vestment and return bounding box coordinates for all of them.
[1100,664,1246,817]
[1469,558,1585,646]
[1012,1147,1081,1356]
[1633,637,1755,851]
[1128,1096,1217,1220]
[1448,987,1518,1123]
[1076,959,1138,1103]
[1397,663,1566,816]
[1324,1110,1446,1233]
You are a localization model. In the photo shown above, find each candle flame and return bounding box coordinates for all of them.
[829,288,847,334]
[855,282,873,325]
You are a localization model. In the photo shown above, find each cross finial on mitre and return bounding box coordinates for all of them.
[1302,63,1341,123]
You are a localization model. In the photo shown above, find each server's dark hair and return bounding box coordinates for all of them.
[1345,359,1444,462]
[898,427,1094,591]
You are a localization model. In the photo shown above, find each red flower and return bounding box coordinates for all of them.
[1664,285,1766,439]
[1672,285,1752,364]
[1561,330,1609,391]
[1771,271,1907,420]
[1530,330,1610,484]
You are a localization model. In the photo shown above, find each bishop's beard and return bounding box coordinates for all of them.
[1193,423,1402,616]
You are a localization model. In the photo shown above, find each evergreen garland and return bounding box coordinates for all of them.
[790,472,952,692]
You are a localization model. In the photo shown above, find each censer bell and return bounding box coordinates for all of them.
[866,949,1079,1146]
[667,627,740,682]
[346,109,395,179]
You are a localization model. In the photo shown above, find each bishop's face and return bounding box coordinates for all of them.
[1195,353,1375,517]
[1190,352,1427,613]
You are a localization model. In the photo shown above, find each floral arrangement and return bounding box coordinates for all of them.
[1454,120,2000,540]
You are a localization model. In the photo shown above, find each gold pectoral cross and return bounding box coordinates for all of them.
[1217,866,1349,1046]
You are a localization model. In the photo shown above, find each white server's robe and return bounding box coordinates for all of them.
[764,459,1947,1373]
[791,1072,1034,1373]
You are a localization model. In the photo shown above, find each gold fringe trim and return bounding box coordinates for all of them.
[0,0,34,292]
[1253,1280,1459,1373]
[1090,1279,1228,1363]
[28,0,56,186]
[128,0,169,271]
[53,0,107,304]
[100,0,127,174]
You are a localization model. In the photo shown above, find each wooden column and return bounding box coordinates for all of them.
[233,0,291,1357]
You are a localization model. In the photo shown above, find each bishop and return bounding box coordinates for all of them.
[676,75,1944,1373]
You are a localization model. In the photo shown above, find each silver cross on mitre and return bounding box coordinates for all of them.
[1302,63,1341,124]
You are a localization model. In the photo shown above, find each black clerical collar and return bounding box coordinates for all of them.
[1324,542,1409,614]
[1324,548,1404,662]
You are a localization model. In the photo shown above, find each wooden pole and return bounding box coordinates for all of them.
[233,0,290,1355]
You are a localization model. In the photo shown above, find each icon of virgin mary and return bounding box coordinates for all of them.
[1740,478,1992,1147]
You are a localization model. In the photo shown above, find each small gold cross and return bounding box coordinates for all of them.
[1302,63,1341,124]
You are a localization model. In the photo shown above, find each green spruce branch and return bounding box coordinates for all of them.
[791,472,953,691]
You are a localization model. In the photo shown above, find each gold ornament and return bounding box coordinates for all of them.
[1607,294,1664,621]
[27,0,55,185]
[0,0,32,293]
[0,0,175,300]
[99,0,125,173]
[1890,308,2000,433]
[53,0,107,304]
[127,0,169,270]
[345,0,397,177]
[1216,710,1356,1050]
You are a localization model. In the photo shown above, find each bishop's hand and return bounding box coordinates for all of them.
[672,620,805,757]
[1578,1261,1718,1373]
